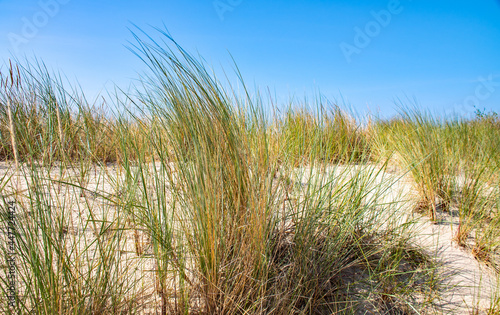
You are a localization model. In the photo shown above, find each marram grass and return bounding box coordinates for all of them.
[0,30,498,314]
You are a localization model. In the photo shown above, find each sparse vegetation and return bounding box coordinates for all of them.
[373,107,500,270]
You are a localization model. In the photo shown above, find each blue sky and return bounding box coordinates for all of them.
[0,0,499,118]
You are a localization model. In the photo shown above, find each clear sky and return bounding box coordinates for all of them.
[1,0,499,118]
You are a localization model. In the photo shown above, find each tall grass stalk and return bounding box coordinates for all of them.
[6,101,18,173]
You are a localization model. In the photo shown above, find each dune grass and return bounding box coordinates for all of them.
[373,107,500,269]
[119,32,436,313]
[275,105,371,165]
[0,30,497,313]
[0,60,123,165]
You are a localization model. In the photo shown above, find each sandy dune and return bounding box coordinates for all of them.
[0,161,497,314]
